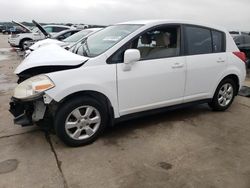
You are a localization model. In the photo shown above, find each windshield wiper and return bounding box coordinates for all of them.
[69,36,88,52]
[82,39,90,57]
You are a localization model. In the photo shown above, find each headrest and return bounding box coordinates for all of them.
[155,33,170,47]
[141,34,152,45]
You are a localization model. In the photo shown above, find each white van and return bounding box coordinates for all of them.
[10,20,247,146]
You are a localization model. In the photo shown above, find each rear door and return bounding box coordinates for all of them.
[183,25,227,102]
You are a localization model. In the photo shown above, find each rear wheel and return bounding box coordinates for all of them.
[55,97,108,147]
[209,78,237,111]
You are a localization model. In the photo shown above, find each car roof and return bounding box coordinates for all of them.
[53,28,81,35]
[84,27,103,31]
[43,25,71,28]
[117,19,227,32]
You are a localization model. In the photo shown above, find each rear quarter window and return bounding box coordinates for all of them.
[212,30,225,53]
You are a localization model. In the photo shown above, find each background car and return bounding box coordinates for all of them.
[8,20,71,50]
[24,28,82,51]
[25,27,102,57]
[233,34,250,68]
[230,31,250,36]
[51,29,81,41]
[2,26,26,34]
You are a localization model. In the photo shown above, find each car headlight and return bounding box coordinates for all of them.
[13,75,55,100]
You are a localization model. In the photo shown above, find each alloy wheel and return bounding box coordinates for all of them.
[217,83,234,107]
[65,105,101,140]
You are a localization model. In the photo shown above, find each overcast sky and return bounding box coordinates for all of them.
[0,0,250,30]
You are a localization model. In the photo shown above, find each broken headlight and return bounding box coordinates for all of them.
[13,75,55,100]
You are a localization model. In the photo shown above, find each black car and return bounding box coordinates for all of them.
[233,35,250,68]
[2,26,26,34]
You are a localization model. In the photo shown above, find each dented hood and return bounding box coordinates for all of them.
[15,43,88,74]
[29,38,65,50]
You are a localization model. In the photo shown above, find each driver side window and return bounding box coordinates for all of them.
[107,25,181,63]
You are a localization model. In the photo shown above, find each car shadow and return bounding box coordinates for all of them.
[101,104,211,143]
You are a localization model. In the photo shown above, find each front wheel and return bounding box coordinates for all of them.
[209,78,237,111]
[20,39,32,50]
[54,97,108,147]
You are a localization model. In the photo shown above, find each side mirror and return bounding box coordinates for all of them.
[123,49,140,71]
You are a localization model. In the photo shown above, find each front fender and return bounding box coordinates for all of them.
[44,64,119,118]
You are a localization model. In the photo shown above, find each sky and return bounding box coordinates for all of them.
[0,0,250,31]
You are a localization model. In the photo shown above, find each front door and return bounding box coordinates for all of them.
[115,25,186,116]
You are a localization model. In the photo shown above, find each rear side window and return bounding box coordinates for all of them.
[212,30,225,53]
[185,26,212,55]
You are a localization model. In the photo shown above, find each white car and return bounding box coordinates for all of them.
[25,28,102,56]
[8,20,71,50]
[10,20,247,147]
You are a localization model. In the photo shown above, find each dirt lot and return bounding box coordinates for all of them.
[0,34,250,188]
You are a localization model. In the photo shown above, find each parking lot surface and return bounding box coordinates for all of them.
[0,34,250,188]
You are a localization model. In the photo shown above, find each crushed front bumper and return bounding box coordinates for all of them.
[9,96,47,127]
[9,97,34,126]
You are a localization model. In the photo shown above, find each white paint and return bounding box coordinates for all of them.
[13,20,246,119]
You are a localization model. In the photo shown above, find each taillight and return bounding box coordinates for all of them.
[233,51,247,63]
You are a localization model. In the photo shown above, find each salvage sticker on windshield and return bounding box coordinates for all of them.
[103,36,122,42]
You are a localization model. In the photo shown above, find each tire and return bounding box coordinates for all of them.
[20,39,32,50]
[54,97,108,147]
[36,117,54,132]
[209,78,237,111]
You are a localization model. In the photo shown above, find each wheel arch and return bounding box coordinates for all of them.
[218,74,240,95]
[19,37,32,46]
[58,90,115,126]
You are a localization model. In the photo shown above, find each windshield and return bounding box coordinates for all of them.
[71,24,142,57]
[63,30,93,42]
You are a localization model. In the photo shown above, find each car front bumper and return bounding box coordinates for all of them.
[9,97,34,126]
[8,38,19,47]
[9,96,47,127]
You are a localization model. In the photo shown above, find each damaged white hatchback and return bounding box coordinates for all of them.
[10,20,246,147]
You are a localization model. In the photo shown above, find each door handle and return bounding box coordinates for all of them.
[217,58,225,63]
[172,62,184,68]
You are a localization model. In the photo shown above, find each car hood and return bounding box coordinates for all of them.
[12,20,32,33]
[15,43,88,74]
[32,20,50,37]
[29,38,65,50]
